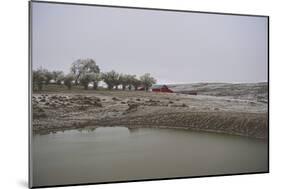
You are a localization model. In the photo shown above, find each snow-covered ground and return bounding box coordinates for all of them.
[168,82,268,103]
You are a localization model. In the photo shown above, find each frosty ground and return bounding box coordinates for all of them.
[32,82,268,139]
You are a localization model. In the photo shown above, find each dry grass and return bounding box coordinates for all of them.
[32,85,268,138]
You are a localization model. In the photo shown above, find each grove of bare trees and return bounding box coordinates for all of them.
[33,58,156,91]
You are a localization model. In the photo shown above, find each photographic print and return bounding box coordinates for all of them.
[29,1,269,188]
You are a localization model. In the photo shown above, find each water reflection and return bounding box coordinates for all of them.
[128,127,141,133]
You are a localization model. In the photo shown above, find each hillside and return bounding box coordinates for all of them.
[168,82,268,103]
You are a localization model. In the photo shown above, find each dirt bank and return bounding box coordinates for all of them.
[32,90,268,139]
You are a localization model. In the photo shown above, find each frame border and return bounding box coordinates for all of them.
[28,0,270,188]
[28,1,33,188]
[31,0,269,18]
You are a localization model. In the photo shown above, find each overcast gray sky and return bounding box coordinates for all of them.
[32,2,268,84]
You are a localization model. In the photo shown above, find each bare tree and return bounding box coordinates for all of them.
[70,59,100,85]
[56,73,65,85]
[42,69,53,85]
[101,70,120,90]
[119,74,129,90]
[52,71,64,85]
[92,73,101,90]
[79,73,96,90]
[127,75,136,90]
[63,74,74,90]
[131,76,141,90]
[32,69,46,91]
[140,73,156,91]
[113,73,121,90]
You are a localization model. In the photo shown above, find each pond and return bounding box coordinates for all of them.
[32,127,268,187]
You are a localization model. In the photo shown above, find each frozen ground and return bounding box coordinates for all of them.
[32,82,268,139]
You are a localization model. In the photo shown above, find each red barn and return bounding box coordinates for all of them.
[151,85,173,93]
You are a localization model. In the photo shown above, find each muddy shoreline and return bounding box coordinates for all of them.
[33,112,268,139]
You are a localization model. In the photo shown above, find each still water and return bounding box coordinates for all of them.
[32,127,268,187]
